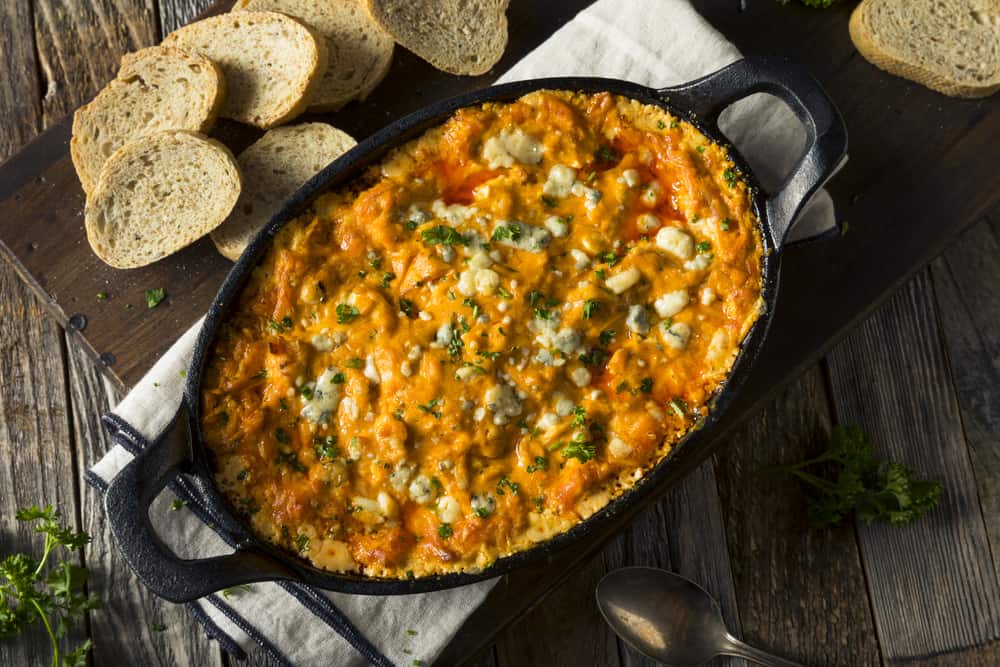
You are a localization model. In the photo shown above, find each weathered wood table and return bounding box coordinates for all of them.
[1,1,998,665]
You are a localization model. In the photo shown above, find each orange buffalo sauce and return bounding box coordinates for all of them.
[200,91,764,578]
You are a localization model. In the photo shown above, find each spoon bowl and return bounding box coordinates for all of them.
[596,567,803,666]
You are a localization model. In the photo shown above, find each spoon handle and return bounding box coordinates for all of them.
[719,633,805,667]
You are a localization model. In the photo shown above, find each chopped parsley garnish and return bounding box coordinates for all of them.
[275,427,290,444]
[344,357,365,369]
[96,291,108,300]
[585,171,597,185]
[533,496,545,511]
[594,145,619,162]
[476,350,502,361]
[405,220,419,231]
[497,286,513,299]
[669,398,687,417]
[561,434,597,462]
[595,268,607,280]
[656,120,666,130]
[314,435,339,459]
[723,168,738,188]
[721,217,732,231]
[336,303,360,324]
[446,321,465,358]
[437,523,453,539]
[526,456,549,473]
[400,298,416,318]
[294,534,310,553]
[571,405,587,428]
[696,145,706,153]
[670,120,679,129]
[534,307,555,321]
[579,347,609,368]
[253,368,267,380]
[540,195,558,208]
[463,298,482,321]
[491,223,523,243]
[615,381,630,394]
[422,225,466,246]
[582,299,600,320]
[369,255,383,270]
[268,316,294,333]
[381,272,396,288]
[599,329,615,346]
[331,372,346,384]
[696,241,712,254]
[170,499,187,511]
[418,398,442,419]
[145,288,166,309]
[639,378,654,394]
[495,475,520,496]
[599,251,621,266]
[274,451,307,473]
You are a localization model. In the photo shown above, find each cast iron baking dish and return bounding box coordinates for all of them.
[105,55,847,600]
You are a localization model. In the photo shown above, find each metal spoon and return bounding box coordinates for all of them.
[596,567,803,666]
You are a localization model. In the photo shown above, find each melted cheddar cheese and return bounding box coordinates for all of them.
[200,90,764,578]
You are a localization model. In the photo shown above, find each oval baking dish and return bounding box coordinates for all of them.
[105,56,847,600]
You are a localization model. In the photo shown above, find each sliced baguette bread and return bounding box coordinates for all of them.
[363,0,508,76]
[850,0,1000,98]
[162,11,328,128]
[85,131,241,269]
[234,0,394,111]
[211,123,356,260]
[71,46,225,195]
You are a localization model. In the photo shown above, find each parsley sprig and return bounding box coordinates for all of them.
[1,505,100,667]
[765,426,942,527]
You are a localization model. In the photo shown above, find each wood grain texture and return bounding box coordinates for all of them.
[603,461,744,667]
[931,209,1000,584]
[826,270,1000,660]
[158,0,214,34]
[0,1,41,159]
[32,0,158,123]
[66,338,226,666]
[0,267,89,665]
[713,366,881,667]
[495,553,620,667]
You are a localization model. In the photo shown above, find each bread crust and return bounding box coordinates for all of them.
[162,11,329,128]
[849,0,1000,99]
[363,0,508,76]
[211,122,357,260]
[85,130,242,269]
[70,45,225,195]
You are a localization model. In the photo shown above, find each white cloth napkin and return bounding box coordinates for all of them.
[87,1,837,664]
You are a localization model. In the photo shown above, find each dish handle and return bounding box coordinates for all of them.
[658,56,848,249]
[104,406,296,602]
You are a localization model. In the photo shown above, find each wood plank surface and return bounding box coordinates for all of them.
[496,554,620,667]
[67,340,227,666]
[602,460,744,667]
[826,270,1000,661]
[713,366,881,667]
[0,268,89,665]
[0,1,41,156]
[32,0,158,123]
[931,210,1000,584]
